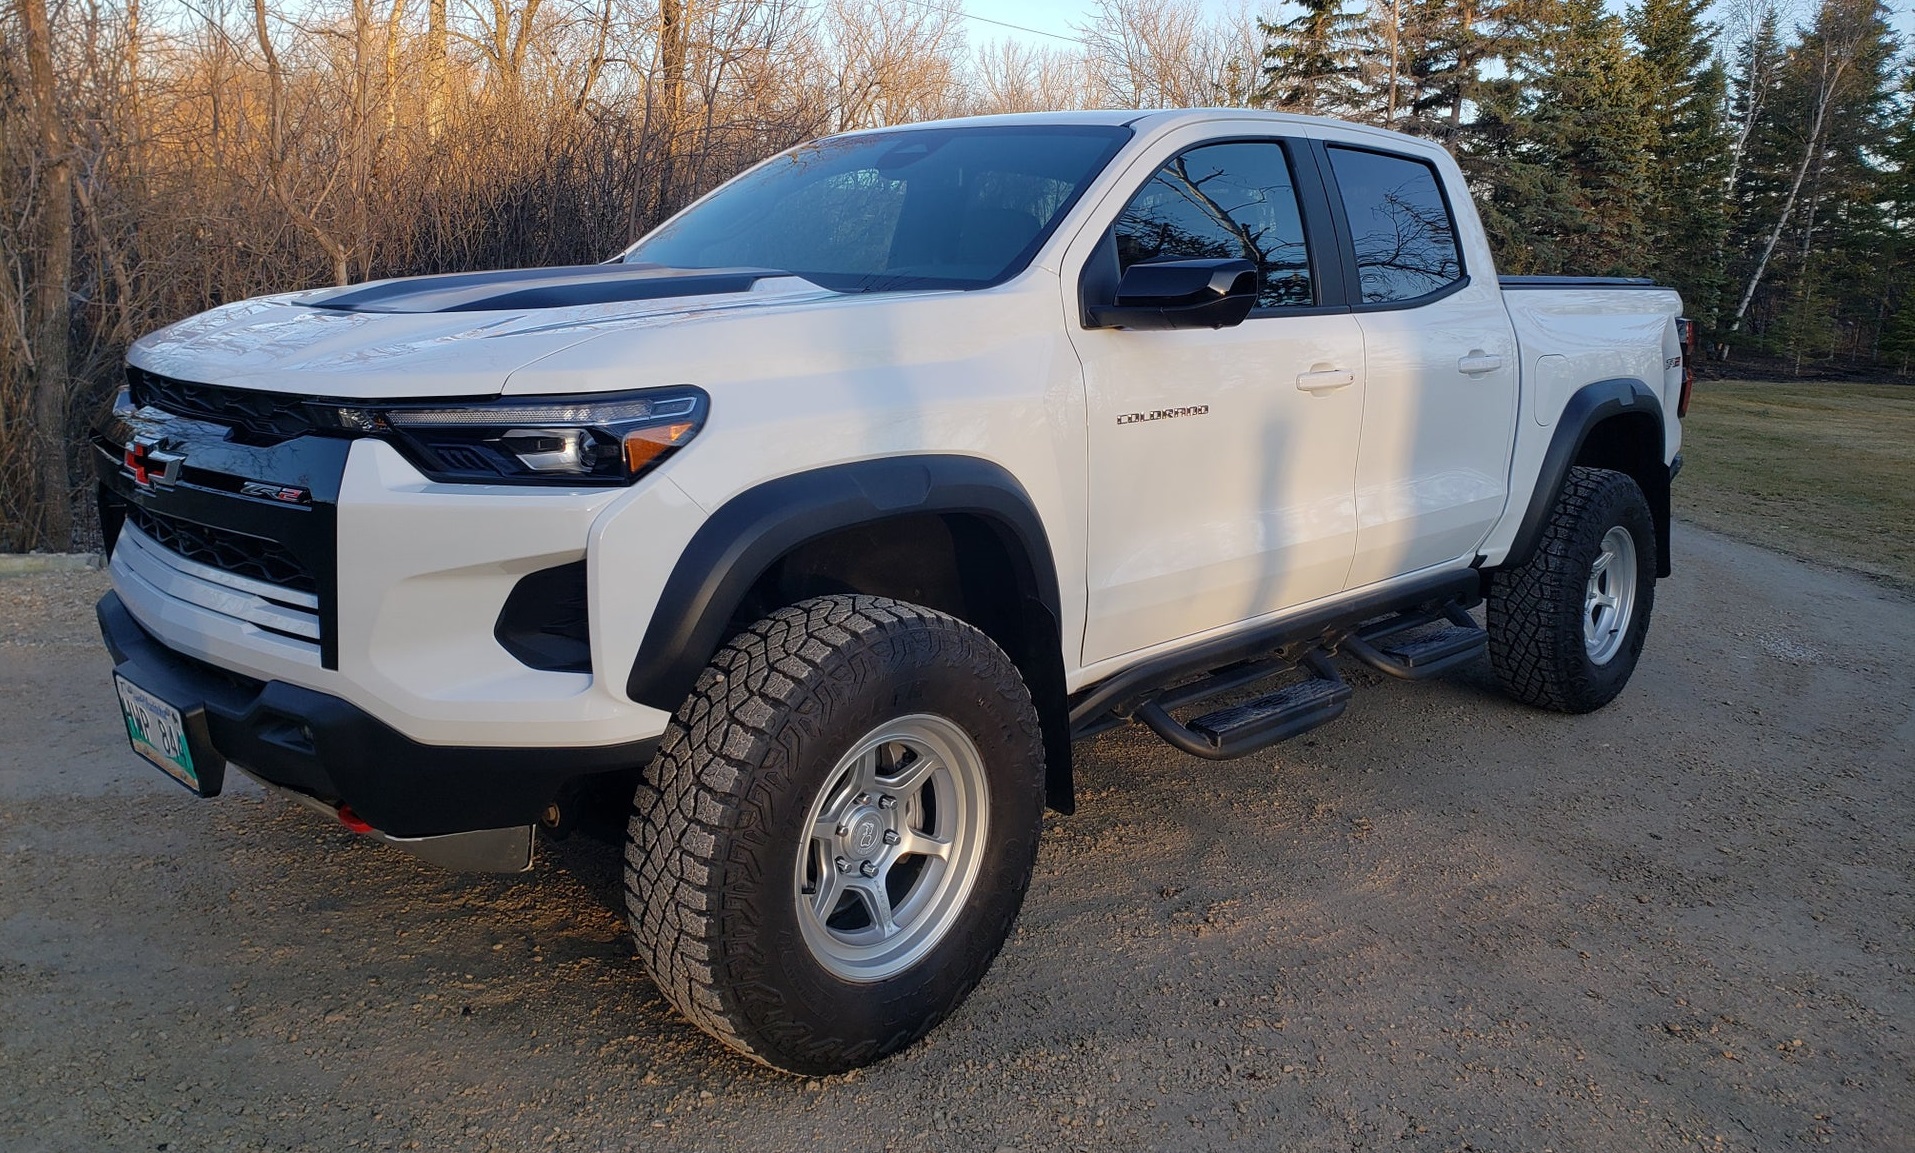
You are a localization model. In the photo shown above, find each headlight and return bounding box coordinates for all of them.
[312,387,707,485]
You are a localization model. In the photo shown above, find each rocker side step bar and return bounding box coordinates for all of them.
[1338,601,1488,681]
[1066,571,1489,762]
[1132,650,1352,761]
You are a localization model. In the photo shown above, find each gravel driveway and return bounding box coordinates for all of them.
[2,524,1910,1152]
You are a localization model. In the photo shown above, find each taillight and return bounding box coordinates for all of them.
[1675,317,1696,419]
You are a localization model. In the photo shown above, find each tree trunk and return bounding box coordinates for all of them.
[21,0,75,550]
[1726,55,1843,333]
[1384,0,1400,124]
[655,0,690,218]
[427,0,447,137]
[1447,0,1475,136]
[252,0,352,286]
[576,0,614,112]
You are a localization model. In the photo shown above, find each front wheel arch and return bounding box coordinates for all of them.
[625,456,1073,812]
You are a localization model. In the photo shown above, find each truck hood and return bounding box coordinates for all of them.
[126,265,838,399]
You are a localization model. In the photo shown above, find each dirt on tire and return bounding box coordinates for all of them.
[2,522,1911,1151]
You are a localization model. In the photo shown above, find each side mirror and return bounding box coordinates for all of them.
[1086,258,1258,331]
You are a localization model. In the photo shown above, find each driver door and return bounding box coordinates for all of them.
[1066,130,1366,667]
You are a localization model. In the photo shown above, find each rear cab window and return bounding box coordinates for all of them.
[1323,146,1464,305]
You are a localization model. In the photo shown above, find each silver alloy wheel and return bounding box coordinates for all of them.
[793,713,990,982]
[1583,525,1639,665]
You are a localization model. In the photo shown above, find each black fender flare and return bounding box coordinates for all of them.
[1502,377,1671,575]
[625,455,1072,807]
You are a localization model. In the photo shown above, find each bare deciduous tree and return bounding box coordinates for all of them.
[1727,0,1878,333]
[17,0,76,549]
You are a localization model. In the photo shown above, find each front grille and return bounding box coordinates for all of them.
[122,503,317,594]
[129,367,317,444]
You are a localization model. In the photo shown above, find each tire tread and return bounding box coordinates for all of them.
[624,594,1041,1072]
[1488,466,1657,713]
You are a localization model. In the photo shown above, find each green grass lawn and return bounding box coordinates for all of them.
[1677,378,1915,593]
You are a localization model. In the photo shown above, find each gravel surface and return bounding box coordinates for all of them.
[2,523,1910,1152]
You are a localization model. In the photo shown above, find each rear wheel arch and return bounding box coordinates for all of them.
[1503,379,1670,578]
[626,457,1075,812]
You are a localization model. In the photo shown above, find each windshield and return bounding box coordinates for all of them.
[623,125,1132,293]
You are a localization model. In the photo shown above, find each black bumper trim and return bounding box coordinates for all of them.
[99,592,657,837]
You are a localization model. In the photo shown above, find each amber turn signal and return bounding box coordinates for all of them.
[622,421,698,472]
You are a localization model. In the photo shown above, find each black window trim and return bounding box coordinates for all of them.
[1084,133,1355,323]
[1312,138,1472,313]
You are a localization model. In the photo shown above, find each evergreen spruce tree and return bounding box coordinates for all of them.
[1349,0,1435,127]
[1475,0,1653,275]
[1626,0,1731,327]
[1794,7,1900,367]
[1257,0,1367,114]
[1720,9,1789,353]
[1725,8,1786,214]
[1361,0,1448,134]
[1411,0,1538,142]
[1878,70,1915,373]
[1724,0,1897,357]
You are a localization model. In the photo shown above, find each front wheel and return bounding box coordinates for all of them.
[624,595,1045,1074]
[1488,466,1658,713]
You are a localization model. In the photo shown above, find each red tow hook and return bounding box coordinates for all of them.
[336,805,375,835]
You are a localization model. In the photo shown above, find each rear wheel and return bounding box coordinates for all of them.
[1488,466,1658,713]
[625,595,1044,1074]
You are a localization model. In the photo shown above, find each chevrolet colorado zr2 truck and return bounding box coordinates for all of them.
[95,109,1691,1074]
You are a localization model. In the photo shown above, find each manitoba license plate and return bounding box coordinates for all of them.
[114,672,200,792]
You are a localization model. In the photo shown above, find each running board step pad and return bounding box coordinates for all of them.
[1341,604,1489,681]
[1384,625,1487,669]
[1186,677,1354,749]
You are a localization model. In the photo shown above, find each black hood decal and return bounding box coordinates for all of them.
[304,264,798,314]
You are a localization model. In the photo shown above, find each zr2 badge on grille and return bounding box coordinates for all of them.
[240,480,312,504]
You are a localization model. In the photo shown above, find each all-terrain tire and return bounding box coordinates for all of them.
[1488,466,1658,713]
[625,595,1045,1075]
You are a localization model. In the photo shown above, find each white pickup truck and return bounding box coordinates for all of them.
[95,109,1690,1073]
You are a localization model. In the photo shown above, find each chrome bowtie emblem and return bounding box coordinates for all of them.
[124,436,184,489]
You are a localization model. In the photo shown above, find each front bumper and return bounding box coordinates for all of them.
[100,591,657,837]
[97,413,690,749]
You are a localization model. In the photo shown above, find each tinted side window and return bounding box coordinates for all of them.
[1114,141,1314,309]
[1325,147,1462,304]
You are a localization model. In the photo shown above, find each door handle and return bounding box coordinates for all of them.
[1457,352,1504,376]
[1296,368,1355,393]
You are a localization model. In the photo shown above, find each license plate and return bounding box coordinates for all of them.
[114,672,200,792]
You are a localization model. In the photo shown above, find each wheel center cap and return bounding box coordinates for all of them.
[848,812,885,859]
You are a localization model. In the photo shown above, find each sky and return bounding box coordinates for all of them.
[955,0,1235,48]
[956,0,1125,46]
[951,0,1915,55]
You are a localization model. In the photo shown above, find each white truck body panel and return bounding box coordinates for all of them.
[110,108,1683,747]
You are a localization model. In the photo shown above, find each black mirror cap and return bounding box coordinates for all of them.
[1086,258,1257,331]
[1115,258,1257,306]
